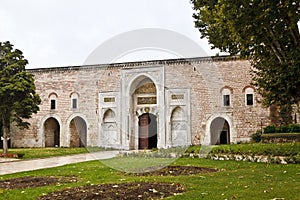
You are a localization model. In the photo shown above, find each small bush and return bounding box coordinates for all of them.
[289,124,300,132]
[280,125,291,133]
[263,125,277,133]
[251,131,262,142]
[185,145,201,154]
[264,124,300,134]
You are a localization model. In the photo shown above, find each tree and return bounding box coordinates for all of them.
[0,41,41,154]
[192,0,300,124]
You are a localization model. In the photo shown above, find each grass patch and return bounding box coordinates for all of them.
[7,148,93,159]
[187,143,300,157]
[0,158,299,199]
[103,157,175,172]
[7,143,300,160]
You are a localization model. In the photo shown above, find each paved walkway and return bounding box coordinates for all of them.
[0,151,119,175]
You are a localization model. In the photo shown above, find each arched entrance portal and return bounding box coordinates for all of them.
[129,75,157,150]
[69,117,87,147]
[44,117,60,147]
[210,117,230,145]
[138,113,157,149]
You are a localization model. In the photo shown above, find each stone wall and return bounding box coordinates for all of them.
[10,56,270,148]
[163,57,269,144]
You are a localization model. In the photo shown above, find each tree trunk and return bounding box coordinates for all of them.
[2,118,9,154]
[280,104,293,125]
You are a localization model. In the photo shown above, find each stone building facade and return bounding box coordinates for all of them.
[10,56,270,149]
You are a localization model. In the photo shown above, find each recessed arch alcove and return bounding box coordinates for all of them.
[44,117,60,147]
[69,116,87,147]
[210,117,230,145]
[170,106,188,146]
[102,109,118,146]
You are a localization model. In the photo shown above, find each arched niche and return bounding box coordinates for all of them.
[102,109,118,145]
[44,117,60,147]
[171,106,187,146]
[69,116,87,147]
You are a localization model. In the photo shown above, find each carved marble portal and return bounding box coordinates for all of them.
[121,66,165,150]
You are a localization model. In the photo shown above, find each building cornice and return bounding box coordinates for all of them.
[27,55,246,73]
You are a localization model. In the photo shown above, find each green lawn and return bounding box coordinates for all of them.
[7,147,94,159]
[5,143,300,160]
[0,157,299,200]
[187,142,300,156]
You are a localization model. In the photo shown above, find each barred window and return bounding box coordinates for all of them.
[71,92,79,109]
[221,88,232,107]
[245,87,254,106]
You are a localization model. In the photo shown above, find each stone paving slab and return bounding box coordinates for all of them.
[0,151,119,175]
[0,158,19,163]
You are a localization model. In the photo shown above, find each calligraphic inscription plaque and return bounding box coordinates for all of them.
[171,94,184,100]
[137,97,157,105]
[104,97,115,103]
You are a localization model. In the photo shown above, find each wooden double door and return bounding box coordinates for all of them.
[138,113,157,149]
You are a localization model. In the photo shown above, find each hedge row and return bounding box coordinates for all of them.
[261,133,300,143]
[187,143,300,157]
[264,124,300,134]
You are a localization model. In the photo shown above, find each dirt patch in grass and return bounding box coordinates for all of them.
[0,176,78,190]
[127,165,218,176]
[0,166,214,199]
[38,182,185,200]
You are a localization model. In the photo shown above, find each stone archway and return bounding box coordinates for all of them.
[122,67,165,150]
[129,75,157,150]
[210,117,230,145]
[44,117,60,147]
[138,113,157,149]
[69,116,87,147]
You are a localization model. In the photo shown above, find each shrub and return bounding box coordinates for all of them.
[289,124,300,132]
[263,125,277,133]
[264,124,300,134]
[280,125,291,133]
[185,145,201,154]
[251,131,262,142]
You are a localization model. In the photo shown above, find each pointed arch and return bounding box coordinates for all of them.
[128,74,158,149]
[210,117,230,145]
[103,109,116,123]
[69,116,87,147]
[203,114,235,145]
[121,67,165,150]
[128,74,157,96]
[171,106,185,120]
[44,117,60,147]
[102,109,118,145]
[170,106,187,146]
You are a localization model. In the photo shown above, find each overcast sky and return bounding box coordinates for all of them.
[0,0,219,69]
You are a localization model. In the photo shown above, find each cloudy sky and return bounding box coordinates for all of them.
[0,0,219,69]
